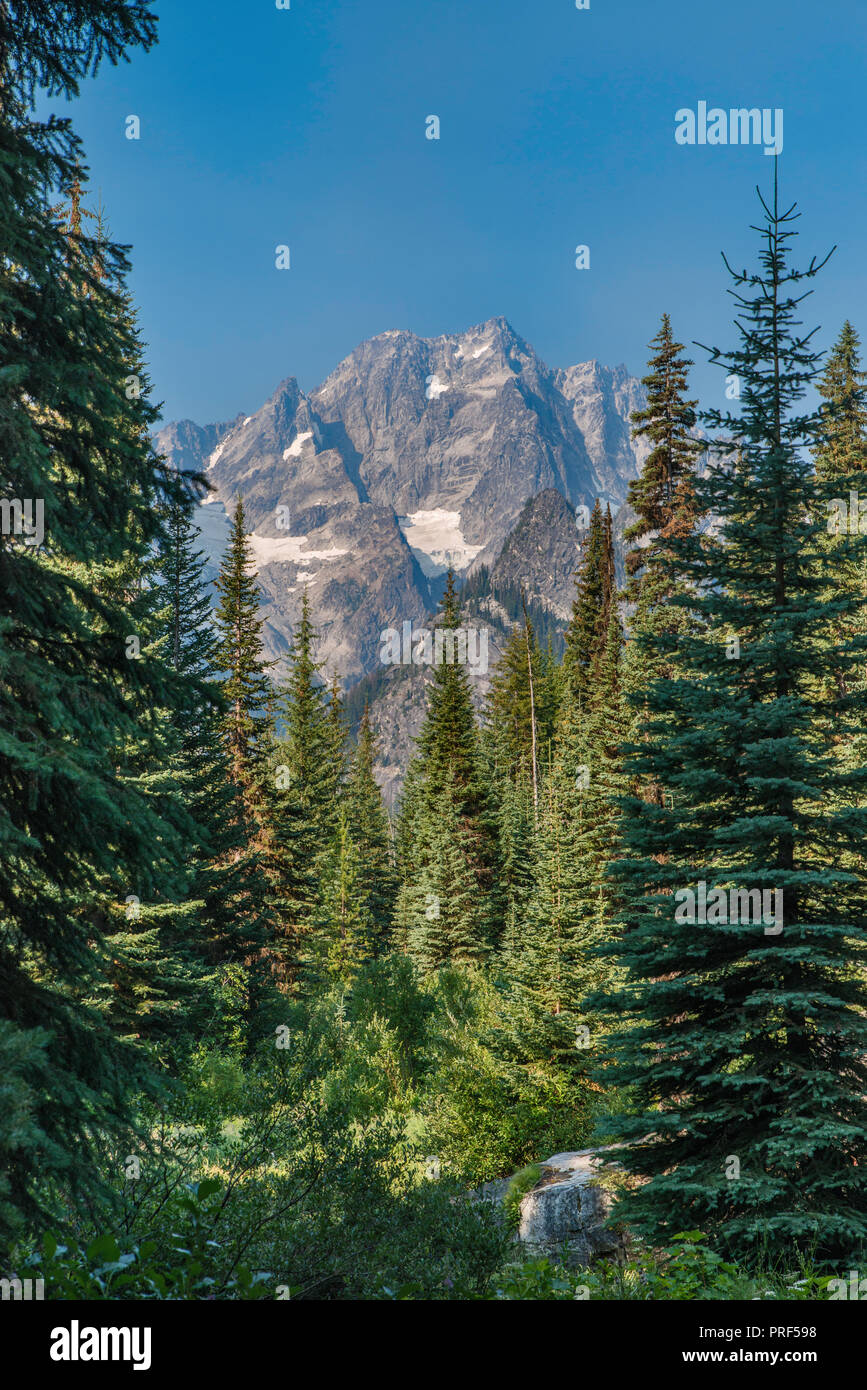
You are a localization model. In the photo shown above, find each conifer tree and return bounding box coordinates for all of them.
[496,772,537,967]
[0,0,200,1237]
[309,805,374,986]
[813,321,867,486]
[392,760,427,957]
[563,500,616,710]
[500,605,625,1074]
[813,322,867,706]
[159,494,273,1034]
[625,313,703,590]
[597,179,867,1263]
[622,315,705,804]
[344,706,395,954]
[56,194,206,1045]
[270,592,345,983]
[483,610,555,796]
[400,574,499,968]
[213,496,273,828]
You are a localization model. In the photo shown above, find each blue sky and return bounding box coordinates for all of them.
[51,0,867,425]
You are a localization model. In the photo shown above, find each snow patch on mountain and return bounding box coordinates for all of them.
[397,509,484,577]
[248,534,348,569]
[190,499,346,580]
[283,431,314,460]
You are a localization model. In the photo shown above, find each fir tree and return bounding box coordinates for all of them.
[159,493,273,1036]
[622,316,705,804]
[813,321,867,486]
[813,322,867,706]
[483,608,555,799]
[272,591,345,984]
[625,312,703,591]
[310,806,374,987]
[597,177,867,1263]
[213,495,273,828]
[563,499,616,710]
[344,705,395,955]
[400,573,499,968]
[0,0,197,1238]
[500,606,625,1080]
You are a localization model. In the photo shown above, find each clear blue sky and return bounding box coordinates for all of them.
[51,0,867,425]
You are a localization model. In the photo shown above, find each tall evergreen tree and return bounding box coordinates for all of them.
[398,574,499,968]
[344,705,395,955]
[597,178,867,1263]
[57,194,205,1045]
[309,805,374,987]
[483,609,556,798]
[213,496,273,827]
[622,315,705,803]
[563,499,616,710]
[625,312,703,592]
[500,602,625,1076]
[813,322,867,708]
[159,493,273,1036]
[271,591,345,984]
[813,321,867,486]
[0,0,202,1238]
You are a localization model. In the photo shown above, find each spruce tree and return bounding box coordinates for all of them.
[159,493,273,1036]
[400,573,498,968]
[271,591,344,984]
[597,178,867,1263]
[499,605,625,1083]
[813,322,867,708]
[625,313,703,591]
[813,321,867,487]
[344,705,395,955]
[623,315,705,803]
[213,496,273,827]
[0,0,202,1238]
[563,499,616,710]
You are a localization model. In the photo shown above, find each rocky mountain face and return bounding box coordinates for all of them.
[343,489,582,803]
[155,316,650,793]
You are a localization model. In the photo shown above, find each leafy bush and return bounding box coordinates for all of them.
[503,1164,542,1230]
[485,1234,837,1301]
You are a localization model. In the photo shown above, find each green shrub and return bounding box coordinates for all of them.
[503,1164,542,1230]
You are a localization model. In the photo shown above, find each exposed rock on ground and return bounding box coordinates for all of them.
[516,1149,623,1265]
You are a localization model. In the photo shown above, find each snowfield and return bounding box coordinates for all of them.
[397,509,484,578]
[191,500,347,577]
[283,431,313,459]
[248,534,347,569]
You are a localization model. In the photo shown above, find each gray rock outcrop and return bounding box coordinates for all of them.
[517,1149,623,1266]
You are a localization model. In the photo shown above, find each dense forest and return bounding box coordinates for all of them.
[2,1,866,1306]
